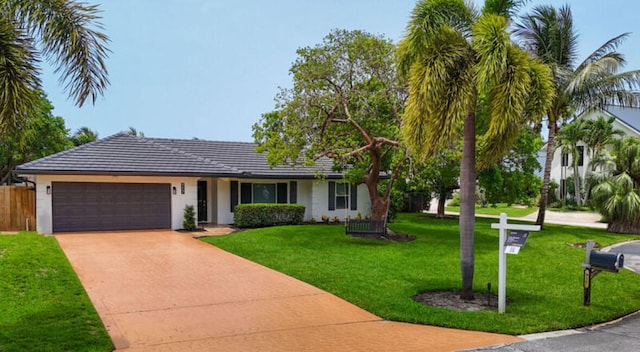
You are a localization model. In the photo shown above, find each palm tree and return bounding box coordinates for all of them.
[583,116,624,170]
[398,0,553,300]
[555,119,587,205]
[127,127,145,137]
[592,137,640,233]
[515,5,640,227]
[0,0,110,135]
[70,126,98,146]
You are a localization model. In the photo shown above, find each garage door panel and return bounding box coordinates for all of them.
[52,182,171,232]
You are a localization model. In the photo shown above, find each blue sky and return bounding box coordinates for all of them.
[41,0,640,142]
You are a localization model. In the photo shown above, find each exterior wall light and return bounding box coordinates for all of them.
[46,185,51,195]
[172,186,177,195]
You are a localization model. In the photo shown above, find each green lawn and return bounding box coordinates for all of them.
[0,232,113,352]
[446,203,537,217]
[202,213,640,335]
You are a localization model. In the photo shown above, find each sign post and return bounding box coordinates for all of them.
[491,213,540,313]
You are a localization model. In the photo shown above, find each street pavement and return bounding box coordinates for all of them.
[461,239,640,352]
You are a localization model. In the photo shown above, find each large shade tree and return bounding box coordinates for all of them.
[398,0,553,299]
[253,29,407,222]
[0,0,109,136]
[0,93,71,184]
[514,5,640,227]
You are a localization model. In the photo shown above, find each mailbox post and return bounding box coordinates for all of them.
[491,213,540,313]
[582,239,624,306]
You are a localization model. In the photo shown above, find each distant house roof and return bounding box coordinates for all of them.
[603,106,640,134]
[15,133,342,179]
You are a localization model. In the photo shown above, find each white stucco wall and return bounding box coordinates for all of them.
[31,174,198,234]
[216,178,233,225]
[310,181,370,221]
[28,174,374,233]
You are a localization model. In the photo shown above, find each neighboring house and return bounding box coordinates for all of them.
[549,106,640,198]
[15,133,370,234]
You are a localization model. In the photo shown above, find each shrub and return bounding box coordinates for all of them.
[183,205,197,231]
[332,216,340,224]
[234,204,305,228]
[448,192,461,206]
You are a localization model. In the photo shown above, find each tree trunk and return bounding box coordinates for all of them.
[572,159,581,206]
[363,145,388,222]
[536,119,557,228]
[460,109,476,301]
[370,195,388,221]
[437,196,446,218]
[608,220,640,234]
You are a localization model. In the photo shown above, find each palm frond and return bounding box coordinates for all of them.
[398,0,473,78]
[402,27,474,159]
[514,4,578,68]
[575,32,630,72]
[473,14,509,90]
[0,15,41,136]
[9,0,110,107]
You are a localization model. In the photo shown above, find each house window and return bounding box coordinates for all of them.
[336,182,350,210]
[328,181,358,211]
[253,184,276,203]
[577,146,584,166]
[561,153,569,166]
[239,182,288,204]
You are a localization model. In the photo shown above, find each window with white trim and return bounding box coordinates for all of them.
[335,182,350,210]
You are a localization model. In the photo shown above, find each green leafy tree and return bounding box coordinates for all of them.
[70,126,98,146]
[478,128,542,207]
[0,0,109,137]
[515,5,640,227]
[253,29,407,222]
[0,93,72,184]
[398,0,553,299]
[591,137,640,233]
[407,145,461,218]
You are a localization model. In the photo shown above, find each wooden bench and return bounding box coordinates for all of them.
[345,219,387,236]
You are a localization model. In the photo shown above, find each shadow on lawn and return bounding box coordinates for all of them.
[0,304,113,352]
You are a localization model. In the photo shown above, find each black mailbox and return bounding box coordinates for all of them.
[589,250,624,271]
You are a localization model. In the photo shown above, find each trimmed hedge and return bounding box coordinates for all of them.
[234,204,306,228]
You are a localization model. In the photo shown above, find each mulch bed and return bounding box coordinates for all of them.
[413,290,510,311]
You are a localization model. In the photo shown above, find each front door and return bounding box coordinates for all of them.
[197,180,207,222]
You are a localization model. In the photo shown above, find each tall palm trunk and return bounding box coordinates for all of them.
[572,158,581,205]
[460,109,476,300]
[536,119,557,228]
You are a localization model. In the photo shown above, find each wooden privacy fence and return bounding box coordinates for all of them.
[0,186,36,232]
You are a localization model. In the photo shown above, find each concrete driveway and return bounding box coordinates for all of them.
[57,231,520,351]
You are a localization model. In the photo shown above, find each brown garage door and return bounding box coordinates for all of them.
[52,182,171,232]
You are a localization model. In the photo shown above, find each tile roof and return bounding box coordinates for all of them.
[603,106,640,134]
[16,133,342,179]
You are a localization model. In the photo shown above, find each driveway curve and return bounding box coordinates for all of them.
[57,231,520,351]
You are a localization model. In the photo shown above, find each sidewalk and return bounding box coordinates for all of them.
[428,207,607,229]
